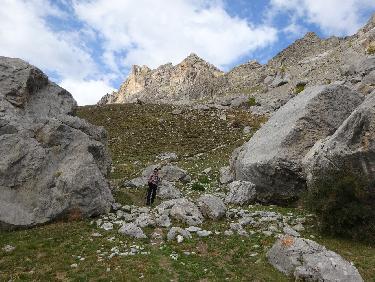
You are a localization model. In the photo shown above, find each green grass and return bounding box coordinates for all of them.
[76,104,267,181]
[294,84,305,94]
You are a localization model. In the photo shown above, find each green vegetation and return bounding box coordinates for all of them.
[76,104,266,180]
[304,170,375,242]
[248,96,257,106]
[294,84,305,94]
[367,44,375,55]
[191,182,206,191]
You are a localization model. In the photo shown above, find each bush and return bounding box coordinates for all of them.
[198,174,210,184]
[248,97,256,107]
[191,182,205,191]
[304,170,375,242]
[367,44,375,55]
[294,84,305,94]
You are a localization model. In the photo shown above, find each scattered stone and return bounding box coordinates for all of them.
[167,227,192,241]
[283,226,300,237]
[176,235,184,243]
[197,194,226,220]
[157,181,181,200]
[2,245,15,253]
[185,226,202,232]
[118,223,147,239]
[267,235,363,281]
[170,199,203,226]
[196,230,212,237]
[91,232,103,237]
[219,166,233,184]
[70,264,78,268]
[155,214,172,228]
[224,230,234,236]
[101,222,114,231]
[203,167,212,174]
[225,181,256,205]
[135,214,155,228]
[292,223,305,232]
[156,152,178,161]
[243,126,252,135]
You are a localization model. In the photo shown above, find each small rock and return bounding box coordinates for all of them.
[118,223,147,239]
[185,226,202,232]
[283,226,300,237]
[176,235,184,243]
[2,245,15,253]
[71,263,78,268]
[196,230,212,237]
[101,222,113,231]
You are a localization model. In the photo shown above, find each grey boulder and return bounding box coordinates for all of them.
[118,223,147,239]
[267,235,363,281]
[197,194,226,219]
[0,57,113,229]
[169,199,203,226]
[157,181,181,200]
[304,91,375,187]
[225,181,256,205]
[231,85,363,203]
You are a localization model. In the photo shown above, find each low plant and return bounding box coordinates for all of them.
[294,84,305,94]
[367,44,375,55]
[248,97,256,107]
[198,174,210,184]
[303,170,375,242]
[191,182,205,191]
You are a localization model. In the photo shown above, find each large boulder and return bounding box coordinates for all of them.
[231,85,363,203]
[197,194,226,219]
[304,91,375,188]
[225,181,256,205]
[267,235,363,281]
[0,57,113,229]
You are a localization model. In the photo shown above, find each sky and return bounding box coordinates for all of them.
[1,0,374,105]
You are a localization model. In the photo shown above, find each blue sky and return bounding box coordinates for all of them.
[1,0,374,105]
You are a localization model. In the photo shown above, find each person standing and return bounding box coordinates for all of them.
[146,168,160,206]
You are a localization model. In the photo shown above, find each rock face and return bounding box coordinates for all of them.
[0,57,113,229]
[267,235,363,281]
[98,13,375,115]
[231,85,363,203]
[304,91,375,187]
[101,53,223,104]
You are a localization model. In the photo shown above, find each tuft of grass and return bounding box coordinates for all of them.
[191,182,206,191]
[294,84,306,95]
[248,96,257,107]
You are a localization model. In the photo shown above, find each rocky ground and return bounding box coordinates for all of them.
[1,103,374,281]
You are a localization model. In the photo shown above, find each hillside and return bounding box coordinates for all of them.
[1,104,374,281]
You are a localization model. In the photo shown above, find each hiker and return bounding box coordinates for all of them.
[146,168,160,205]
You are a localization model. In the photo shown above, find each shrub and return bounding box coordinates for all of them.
[198,174,210,184]
[248,97,256,107]
[294,84,305,94]
[367,44,375,55]
[304,170,375,242]
[191,182,205,191]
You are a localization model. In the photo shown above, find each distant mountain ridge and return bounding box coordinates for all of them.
[98,13,375,114]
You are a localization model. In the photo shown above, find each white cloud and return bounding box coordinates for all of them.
[270,0,375,36]
[60,79,116,106]
[0,0,97,79]
[73,0,278,70]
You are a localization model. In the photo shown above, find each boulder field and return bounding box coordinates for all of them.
[0,57,113,229]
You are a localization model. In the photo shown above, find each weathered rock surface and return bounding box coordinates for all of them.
[197,194,226,220]
[0,57,113,229]
[304,91,375,188]
[118,223,147,239]
[231,85,363,203]
[164,198,203,225]
[167,227,192,241]
[267,235,363,281]
[157,181,181,200]
[225,181,256,205]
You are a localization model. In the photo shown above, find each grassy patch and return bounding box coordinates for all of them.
[294,84,305,94]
